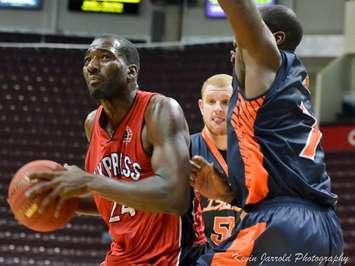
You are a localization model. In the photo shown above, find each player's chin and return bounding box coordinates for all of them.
[210,126,227,136]
[90,88,106,100]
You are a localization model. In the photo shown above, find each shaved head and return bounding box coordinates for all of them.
[92,35,140,71]
[259,5,303,52]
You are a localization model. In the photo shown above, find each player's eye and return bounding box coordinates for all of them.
[83,56,91,66]
[101,54,112,61]
[222,100,229,106]
[207,99,216,104]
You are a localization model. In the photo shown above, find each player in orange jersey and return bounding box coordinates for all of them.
[191,2,344,265]
[180,74,244,265]
[191,74,244,247]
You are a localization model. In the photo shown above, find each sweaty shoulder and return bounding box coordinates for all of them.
[84,110,97,142]
[145,94,182,118]
[144,94,189,145]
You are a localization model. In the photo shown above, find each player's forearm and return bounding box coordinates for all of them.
[218,0,265,48]
[86,173,189,215]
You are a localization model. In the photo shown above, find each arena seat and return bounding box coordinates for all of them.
[325,151,355,263]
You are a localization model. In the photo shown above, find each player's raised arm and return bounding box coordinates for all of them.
[218,0,281,97]
[218,0,280,65]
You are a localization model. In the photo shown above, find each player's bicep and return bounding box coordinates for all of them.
[152,133,190,176]
[147,96,190,183]
[84,110,96,142]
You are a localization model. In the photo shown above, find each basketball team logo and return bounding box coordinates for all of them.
[123,126,133,143]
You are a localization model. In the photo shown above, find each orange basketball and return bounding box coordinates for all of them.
[7,160,79,232]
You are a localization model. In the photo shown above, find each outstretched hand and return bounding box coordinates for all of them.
[25,164,94,217]
[190,155,234,203]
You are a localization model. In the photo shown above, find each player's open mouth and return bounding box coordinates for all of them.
[212,117,225,124]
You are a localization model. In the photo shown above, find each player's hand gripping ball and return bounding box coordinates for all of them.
[7,160,79,232]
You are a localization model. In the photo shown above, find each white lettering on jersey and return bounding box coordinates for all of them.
[93,153,143,223]
[111,153,119,176]
[93,153,142,180]
[202,199,241,213]
[122,156,132,178]
[131,163,142,180]
[95,163,103,176]
[102,157,112,177]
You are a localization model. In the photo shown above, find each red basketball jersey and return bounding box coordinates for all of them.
[85,90,182,265]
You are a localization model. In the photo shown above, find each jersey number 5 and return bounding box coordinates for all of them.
[210,216,235,246]
[109,202,136,223]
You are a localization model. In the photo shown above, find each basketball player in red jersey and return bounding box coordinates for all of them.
[26,35,191,265]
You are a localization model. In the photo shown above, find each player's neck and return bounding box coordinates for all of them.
[204,127,227,150]
[100,89,137,129]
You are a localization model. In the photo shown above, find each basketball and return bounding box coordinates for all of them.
[7,160,79,232]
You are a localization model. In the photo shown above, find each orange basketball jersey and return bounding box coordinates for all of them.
[85,90,182,266]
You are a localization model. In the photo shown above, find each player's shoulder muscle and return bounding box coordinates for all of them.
[144,94,189,144]
[84,110,97,142]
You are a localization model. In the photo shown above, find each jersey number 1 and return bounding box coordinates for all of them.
[299,102,322,160]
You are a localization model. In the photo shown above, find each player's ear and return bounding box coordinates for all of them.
[127,64,138,81]
[273,31,286,48]
[198,99,204,116]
